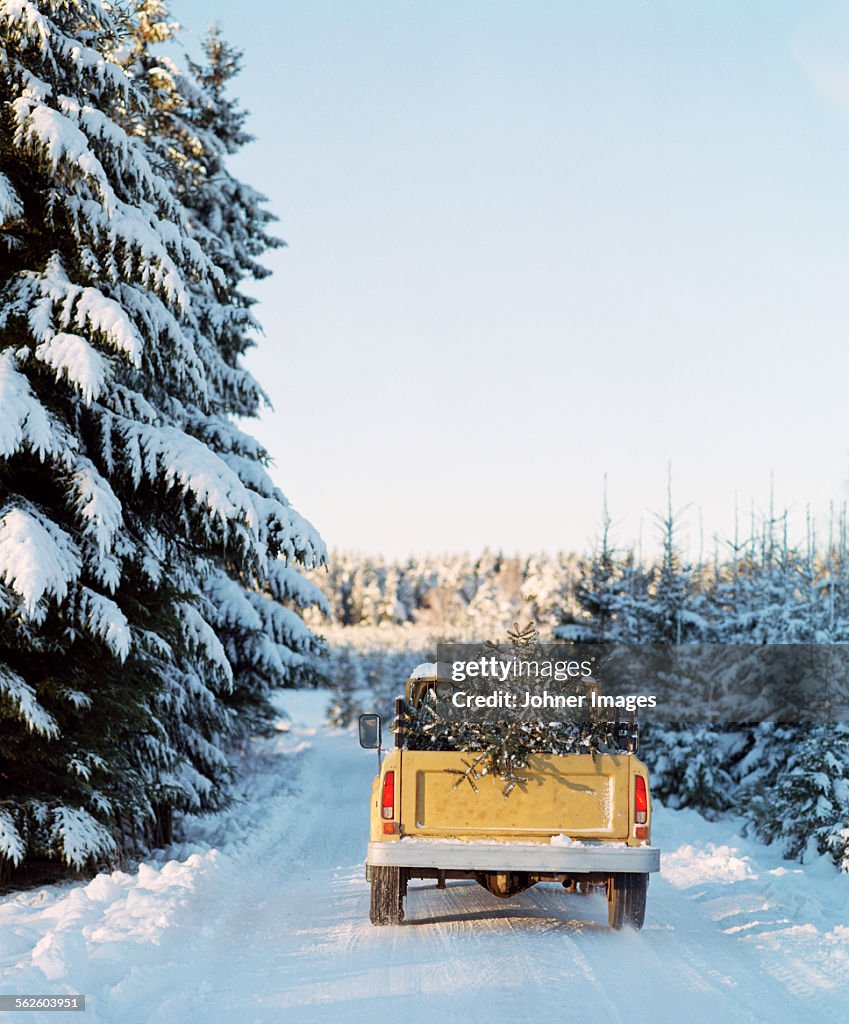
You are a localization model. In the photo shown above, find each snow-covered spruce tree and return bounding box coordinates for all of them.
[521,553,568,634]
[123,8,329,734]
[0,0,169,874]
[628,486,732,814]
[574,484,621,641]
[747,724,849,865]
[644,480,700,644]
[648,727,734,817]
[0,1,323,873]
[325,646,368,727]
[606,550,653,641]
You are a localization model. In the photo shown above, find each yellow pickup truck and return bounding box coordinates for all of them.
[359,671,660,930]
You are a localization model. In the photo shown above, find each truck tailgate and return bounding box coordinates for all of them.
[399,751,631,840]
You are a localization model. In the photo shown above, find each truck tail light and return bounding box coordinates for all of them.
[635,774,647,824]
[382,771,395,820]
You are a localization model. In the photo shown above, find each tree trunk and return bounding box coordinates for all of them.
[0,856,14,888]
[152,803,174,848]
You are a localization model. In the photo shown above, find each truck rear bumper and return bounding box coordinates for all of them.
[367,838,660,874]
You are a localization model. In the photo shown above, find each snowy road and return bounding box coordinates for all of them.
[2,693,848,1024]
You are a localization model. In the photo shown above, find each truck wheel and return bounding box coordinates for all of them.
[370,866,405,925]
[607,872,648,930]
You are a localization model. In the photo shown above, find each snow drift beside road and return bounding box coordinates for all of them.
[1,691,848,1024]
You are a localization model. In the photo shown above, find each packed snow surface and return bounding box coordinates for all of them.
[1,691,848,1023]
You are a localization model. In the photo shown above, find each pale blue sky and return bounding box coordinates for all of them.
[173,0,849,560]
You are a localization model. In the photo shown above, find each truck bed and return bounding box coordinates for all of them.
[395,750,635,842]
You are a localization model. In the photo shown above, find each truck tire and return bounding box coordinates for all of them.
[369,866,405,925]
[607,872,648,930]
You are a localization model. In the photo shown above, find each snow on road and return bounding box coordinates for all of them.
[1,692,848,1024]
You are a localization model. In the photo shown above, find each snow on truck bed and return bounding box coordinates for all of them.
[1,691,848,1024]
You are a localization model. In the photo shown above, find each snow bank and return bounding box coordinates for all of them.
[0,851,223,996]
[662,841,756,887]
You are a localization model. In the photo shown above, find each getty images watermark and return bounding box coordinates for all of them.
[447,654,656,713]
[430,643,849,724]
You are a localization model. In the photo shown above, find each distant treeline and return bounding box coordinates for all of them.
[309,501,849,644]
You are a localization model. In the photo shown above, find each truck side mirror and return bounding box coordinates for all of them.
[358,714,381,749]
